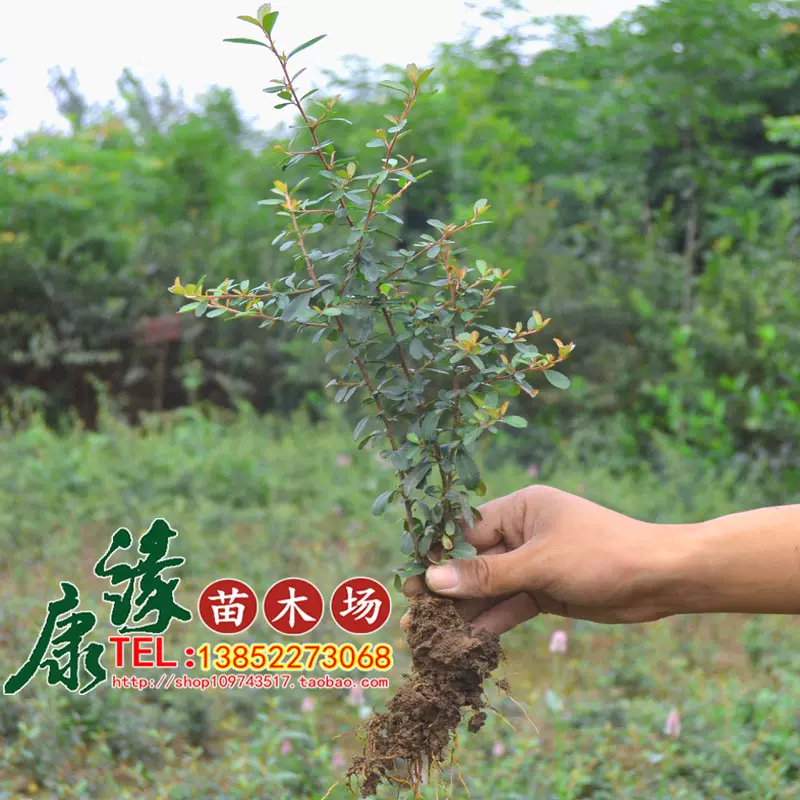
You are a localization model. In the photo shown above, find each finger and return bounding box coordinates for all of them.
[402,540,448,598]
[403,540,507,602]
[425,547,530,599]
[400,544,506,630]
[460,486,532,551]
[469,592,541,635]
[446,543,510,621]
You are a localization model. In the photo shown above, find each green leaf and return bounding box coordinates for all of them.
[446,490,474,527]
[261,10,279,33]
[462,427,482,446]
[544,370,571,390]
[283,293,310,322]
[403,463,432,494]
[503,415,528,428]
[178,302,199,314]
[418,530,433,556]
[237,15,264,28]
[393,561,427,580]
[366,138,385,148]
[194,301,209,318]
[388,450,411,471]
[287,34,326,60]
[380,81,409,96]
[400,532,415,555]
[322,307,341,316]
[449,542,477,559]
[420,411,438,441]
[409,338,424,360]
[372,490,393,516]
[358,433,380,451]
[454,448,480,490]
[223,37,269,47]
[360,257,379,282]
[353,415,373,441]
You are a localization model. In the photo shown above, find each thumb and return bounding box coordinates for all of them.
[425,550,528,599]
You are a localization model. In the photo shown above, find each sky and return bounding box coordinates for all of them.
[0,0,645,149]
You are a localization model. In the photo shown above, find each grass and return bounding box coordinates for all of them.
[1,402,800,799]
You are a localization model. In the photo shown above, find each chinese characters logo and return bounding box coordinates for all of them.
[3,518,191,695]
[197,578,258,635]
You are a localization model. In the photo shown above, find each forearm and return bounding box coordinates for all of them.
[662,505,800,615]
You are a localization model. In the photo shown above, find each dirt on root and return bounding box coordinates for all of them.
[348,593,503,797]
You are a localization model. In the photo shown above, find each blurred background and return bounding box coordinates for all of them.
[2,0,800,797]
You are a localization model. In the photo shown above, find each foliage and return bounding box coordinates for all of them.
[0,72,322,424]
[366,0,800,480]
[173,4,574,578]
[1,405,799,797]
[2,0,799,486]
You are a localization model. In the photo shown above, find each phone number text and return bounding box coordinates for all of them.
[195,642,393,672]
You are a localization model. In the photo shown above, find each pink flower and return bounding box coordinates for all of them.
[331,504,343,516]
[664,707,681,737]
[348,684,365,706]
[301,695,315,713]
[548,630,568,654]
[527,463,539,478]
[331,751,346,769]
[492,740,505,757]
[336,454,352,468]
[281,739,293,755]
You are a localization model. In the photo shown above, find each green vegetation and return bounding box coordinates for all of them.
[176,5,575,590]
[2,0,800,795]
[2,0,798,487]
[1,405,799,798]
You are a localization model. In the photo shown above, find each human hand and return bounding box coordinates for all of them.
[402,484,683,634]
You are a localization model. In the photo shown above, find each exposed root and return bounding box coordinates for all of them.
[494,675,539,734]
[346,594,503,797]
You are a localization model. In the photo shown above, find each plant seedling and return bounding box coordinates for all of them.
[171,5,574,795]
